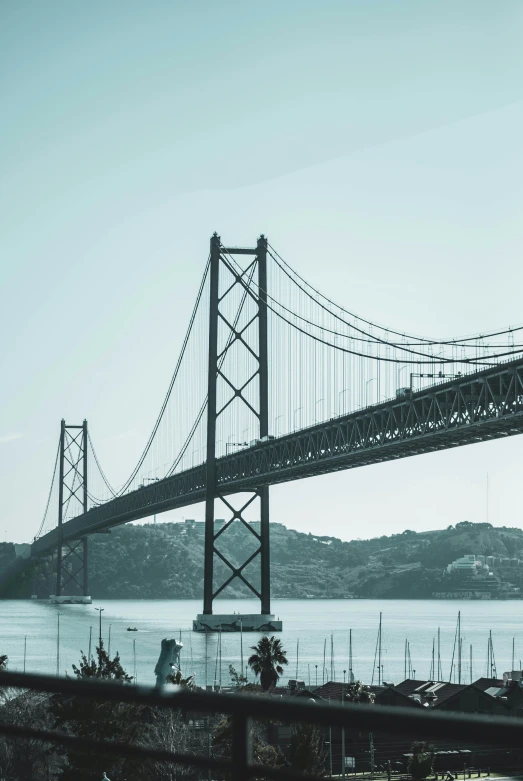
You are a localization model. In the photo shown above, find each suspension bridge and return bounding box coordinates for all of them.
[30,234,523,630]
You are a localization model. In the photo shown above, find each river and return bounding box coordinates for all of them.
[1,598,522,687]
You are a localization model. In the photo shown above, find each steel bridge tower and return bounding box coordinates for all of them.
[51,419,91,604]
[193,234,281,632]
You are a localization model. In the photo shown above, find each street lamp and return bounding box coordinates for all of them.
[315,398,324,422]
[338,388,350,415]
[365,378,376,405]
[398,364,409,385]
[94,607,104,648]
[274,415,284,436]
[293,407,303,430]
[143,477,159,523]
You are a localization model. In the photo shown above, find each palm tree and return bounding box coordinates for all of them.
[248,636,288,690]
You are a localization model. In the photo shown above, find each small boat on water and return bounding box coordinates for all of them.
[127,627,138,632]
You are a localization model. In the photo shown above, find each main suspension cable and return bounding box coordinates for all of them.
[88,431,117,497]
[165,259,257,477]
[90,254,211,498]
[36,438,60,539]
[222,247,517,366]
[268,242,523,347]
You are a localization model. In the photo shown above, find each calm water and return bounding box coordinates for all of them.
[1,599,522,687]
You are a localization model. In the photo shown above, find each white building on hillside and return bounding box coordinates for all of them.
[447,554,491,574]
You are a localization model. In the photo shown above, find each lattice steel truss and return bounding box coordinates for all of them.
[203,233,271,614]
[55,420,89,597]
[32,358,523,559]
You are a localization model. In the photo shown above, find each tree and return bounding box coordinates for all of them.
[344,681,375,704]
[229,664,249,688]
[52,641,140,781]
[248,636,288,690]
[213,714,285,781]
[136,703,206,781]
[71,641,133,681]
[166,668,196,688]
[289,722,326,776]
[0,654,60,781]
[408,742,434,779]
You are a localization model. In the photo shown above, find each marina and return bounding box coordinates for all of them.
[2,598,523,688]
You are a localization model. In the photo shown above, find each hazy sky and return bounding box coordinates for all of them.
[1,0,523,543]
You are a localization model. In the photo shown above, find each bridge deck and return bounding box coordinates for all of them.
[32,357,523,556]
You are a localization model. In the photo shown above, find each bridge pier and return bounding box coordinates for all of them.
[194,233,281,632]
[52,419,91,603]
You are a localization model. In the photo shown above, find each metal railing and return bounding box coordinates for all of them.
[1,670,523,781]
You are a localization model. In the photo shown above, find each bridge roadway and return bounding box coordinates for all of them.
[32,357,523,556]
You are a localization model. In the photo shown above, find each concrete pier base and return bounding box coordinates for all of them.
[193,614,282,632]
[49,595,92,604]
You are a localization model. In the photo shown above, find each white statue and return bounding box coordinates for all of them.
[154,638,183,687]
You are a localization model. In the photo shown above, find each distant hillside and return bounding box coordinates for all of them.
[2,521,523,599]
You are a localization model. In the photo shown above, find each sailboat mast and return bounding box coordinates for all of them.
[219,625,222,689]
[438,627,441,681]
[458,611,461,684]
[56,614,60,677]
[378,612,382,685]
[240,618,243,679]
[349,629,353,682]
[489,630,497,678]
[331,634,334,681]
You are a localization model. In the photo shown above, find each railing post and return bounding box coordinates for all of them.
[231,713,251,781]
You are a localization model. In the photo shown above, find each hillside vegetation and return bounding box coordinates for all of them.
[1,521,523,599]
